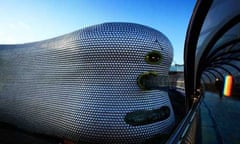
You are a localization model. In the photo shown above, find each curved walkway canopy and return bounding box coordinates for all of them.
[184,0,240,107]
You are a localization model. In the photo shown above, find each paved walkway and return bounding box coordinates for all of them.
[199,92,240,144]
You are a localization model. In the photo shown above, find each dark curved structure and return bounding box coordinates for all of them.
[167,0,240,143]
[185,0,240,103]
[0,22,175,143]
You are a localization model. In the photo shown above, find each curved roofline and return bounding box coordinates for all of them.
[0,22,167,46]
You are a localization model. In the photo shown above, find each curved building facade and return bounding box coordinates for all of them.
[0,22,174,143]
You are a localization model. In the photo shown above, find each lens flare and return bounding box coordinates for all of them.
[223,75,233,97]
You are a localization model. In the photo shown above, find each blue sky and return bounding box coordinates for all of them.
[0,0,196,64]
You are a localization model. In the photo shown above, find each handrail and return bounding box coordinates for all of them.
[166,93,202,144]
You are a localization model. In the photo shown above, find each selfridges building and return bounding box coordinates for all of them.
[0,22,174,143]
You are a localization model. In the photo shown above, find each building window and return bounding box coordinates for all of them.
[145,50,162,65]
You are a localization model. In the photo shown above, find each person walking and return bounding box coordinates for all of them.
[215,77,224,98]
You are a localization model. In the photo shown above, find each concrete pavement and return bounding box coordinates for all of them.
[198,92,240,144]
